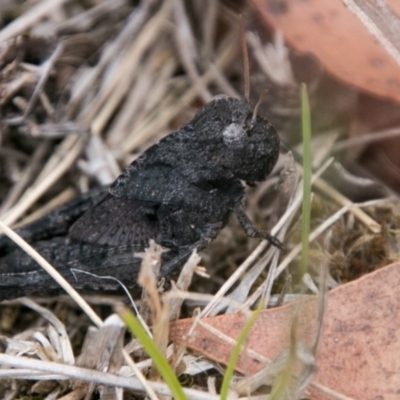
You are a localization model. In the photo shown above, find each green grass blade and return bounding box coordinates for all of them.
[118,305,187,400]
[300,83,312,279]
[220,305,263,400]
[269,84,313,400]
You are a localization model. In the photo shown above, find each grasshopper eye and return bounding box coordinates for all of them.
[222,123,247,149]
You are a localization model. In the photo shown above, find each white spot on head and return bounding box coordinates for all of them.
[212,94,230,102]
[222,123,246,149]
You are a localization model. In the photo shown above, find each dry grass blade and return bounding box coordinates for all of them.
[16,297,75,364]
[169,250,201,320]
[0,353,222,400]
[2,138,84,226]
[0,0,69,43]
[314,177,381,233]
[174,0,212,103]
[0,142,50,215]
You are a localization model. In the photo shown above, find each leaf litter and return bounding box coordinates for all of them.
[1,1,400,399]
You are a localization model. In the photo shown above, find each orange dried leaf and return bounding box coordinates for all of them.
[250,0,400,104]
[170,263,400,399]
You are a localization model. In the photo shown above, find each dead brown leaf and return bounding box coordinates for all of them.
[170,262,400,399]
[250,0,400,104]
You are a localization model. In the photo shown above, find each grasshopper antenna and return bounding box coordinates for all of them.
[252,88,268,121]
[240,15,250,101]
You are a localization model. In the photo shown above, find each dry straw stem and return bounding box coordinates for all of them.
[169,250,202,320]
[273,205,350,280]
[0,354,222,400]
[138,241,164,322]
[14,187,76,227]
[174,0,213,103]
[107,51,177,147]
[90,1,174,136]
[313,177,381,233]
[82,3,161,118]
[2,137,84,227]
[198,318,270,366]
[310,383,355,400]
[201,0,219,62]
[0,142,50,216]
[293,158,381,234]
[239,15,251,101]
[0,0,69,43]
[22,42,64,119]
[137,242,171,379]
[16,297,75,364]
[64,17,139,121]
[333,126,400,152]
